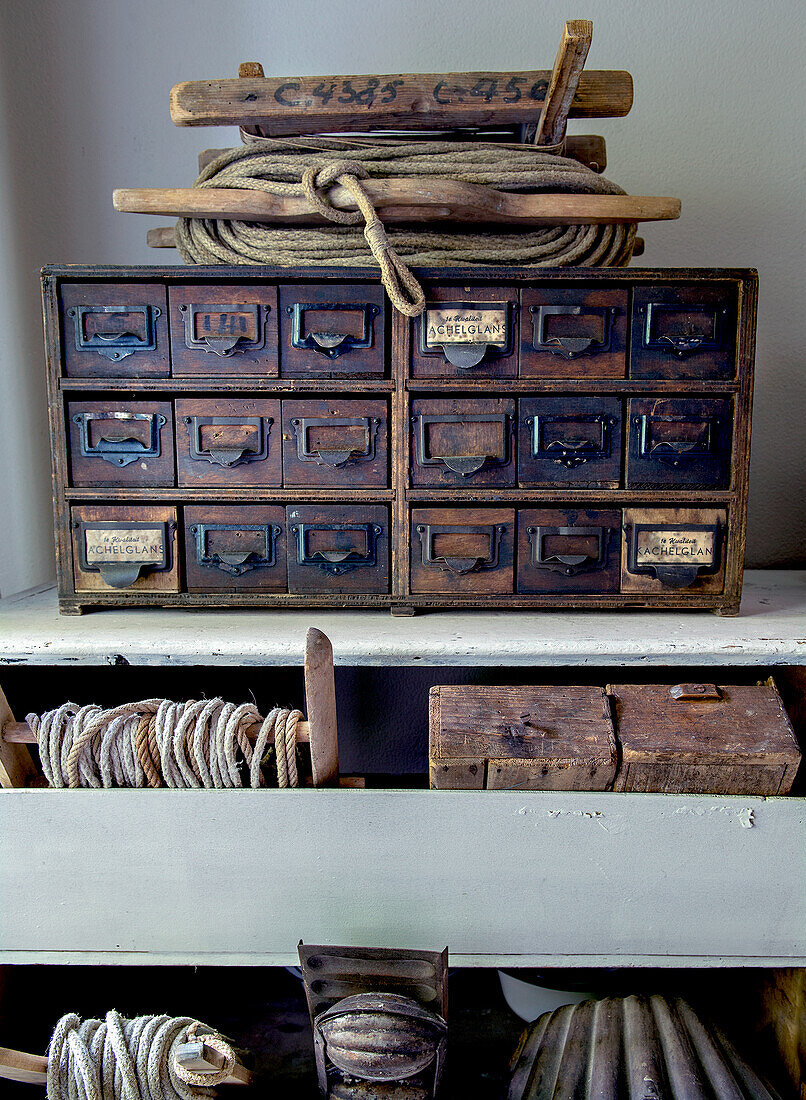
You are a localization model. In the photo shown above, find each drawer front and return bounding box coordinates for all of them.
[183,504,286,591]
[410,507,515,594]
[282,399,389,488]
[626,397,732,489]
[517,508,622,594]
[519,396,623,488]
[411,287,518,378]
[71,504,179,593]
[410,397,516,487]
[168,285,278,376]
[61,283,170,377]
[520,287,628,378]
[630,284,737,379]
[67,400,174,488]
[175,398,281,488]
[621,507,727,595]
[279,284,385,377]
[286,504,389,594]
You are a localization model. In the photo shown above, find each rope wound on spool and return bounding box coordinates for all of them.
[26,699,303,789]
[173,137,637,317]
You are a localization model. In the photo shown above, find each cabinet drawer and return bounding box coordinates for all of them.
[61,283,170,377]
[286,504,389,594]
[168,285,278,376]
[67,400,174,487]
[71,504,179,593]
[279,284,385,377]
[621,507,727,595]
[175,398,281,488]
[519,396,622,488]
[183,505,286,591]
[410,398,515,487]
[520,287,628,378]
[630,284,737,379]
[411,287,518,378]
[282,399,388,488]
[517,508,621,594]
[626,397,732,489]
[410,507,515,594]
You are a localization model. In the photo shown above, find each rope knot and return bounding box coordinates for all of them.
[300,162,366,225]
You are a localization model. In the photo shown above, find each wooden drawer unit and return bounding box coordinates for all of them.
[175,397,281,488]
[286,504,389,594]
[520,286,628,378]
[70,504,179,594]
[183,504,286,591]
[519,396,622,488]
[282,399,388,487]
[43,265,756,614]
[278,284,385,377]
[168,284,278,376]
[67,400,174,487]
[410,397,515,487]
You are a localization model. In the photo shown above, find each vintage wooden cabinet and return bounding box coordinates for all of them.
[42,265,756,614]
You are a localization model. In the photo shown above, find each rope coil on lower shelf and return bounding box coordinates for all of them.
[174,137,637,316]
[26,699,303,789]
[47,1011,231,1100]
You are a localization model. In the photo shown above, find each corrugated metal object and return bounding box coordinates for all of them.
[508,995,785,1100]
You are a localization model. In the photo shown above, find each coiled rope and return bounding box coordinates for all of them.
[47,1011,233,1100]
[174,137,637,317]
[26,699,302,789]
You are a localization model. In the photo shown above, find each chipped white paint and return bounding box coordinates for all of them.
[1,571,806,667]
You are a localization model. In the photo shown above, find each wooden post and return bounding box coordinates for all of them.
[0,683,37,790]
[304,627,339,787]
[535,20,594,147]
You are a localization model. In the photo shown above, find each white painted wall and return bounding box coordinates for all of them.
[0,0,804,596]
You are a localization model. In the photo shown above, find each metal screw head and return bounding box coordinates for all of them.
[179,304,186,311]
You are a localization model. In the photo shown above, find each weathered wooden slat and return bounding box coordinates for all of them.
[115,184,679,226]
[535,20,593,146]
[170,71,634,132]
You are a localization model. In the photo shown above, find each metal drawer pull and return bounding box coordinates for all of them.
[67,304,160,362]
[288,302,380,359]
[529,304,618,359]
[75,520,173,589]
[669,683,722,701]
[73,411,166,467]
[527,413,615,468]
[640,302,728,358]
[413,413,511,477]
[190,522,280,576]
[291,522,382,576]
[636,414,719,467]
[420,303,513,369]
[417,523,505,575]
[625,520,723,588]
[187,416,271,468]
[179,302,269,356]
[527,525,611,576]
[291,416,380,468]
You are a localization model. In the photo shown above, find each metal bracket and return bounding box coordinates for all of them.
[527,525,611,576]
[527,412,615,468]
[419,301,515,369]
[291,415,380,468]
[640,303,728,358]
[75,519,173,589]
[190,522,280,576]
[291,522,382,575]
[179,302,269,357]
[529,304,618,359]
[73,411,166,467]
[412,413,511,477]
[636,414,719,468]
[186,416,271,468]
[625,521,723,588]
[416,523,505,575]
[287,302,379,359]
[67,304,160,362]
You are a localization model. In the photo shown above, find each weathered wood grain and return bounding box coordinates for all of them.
[535,20,594,147]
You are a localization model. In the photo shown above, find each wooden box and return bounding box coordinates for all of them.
[70,503,179,593]
[429,684,617,790]
[609,681,802,794]
[42,265,756,615]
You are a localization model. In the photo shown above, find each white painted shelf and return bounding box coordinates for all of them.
[1,569,805,667]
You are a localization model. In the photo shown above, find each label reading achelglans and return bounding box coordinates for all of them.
[84,528,164,563]
[636,528,716,565]
[425,307,507,347]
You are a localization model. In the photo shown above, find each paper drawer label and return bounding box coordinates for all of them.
[425,308,508,346]
[84,527,165,562]
[635,527,716,565]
